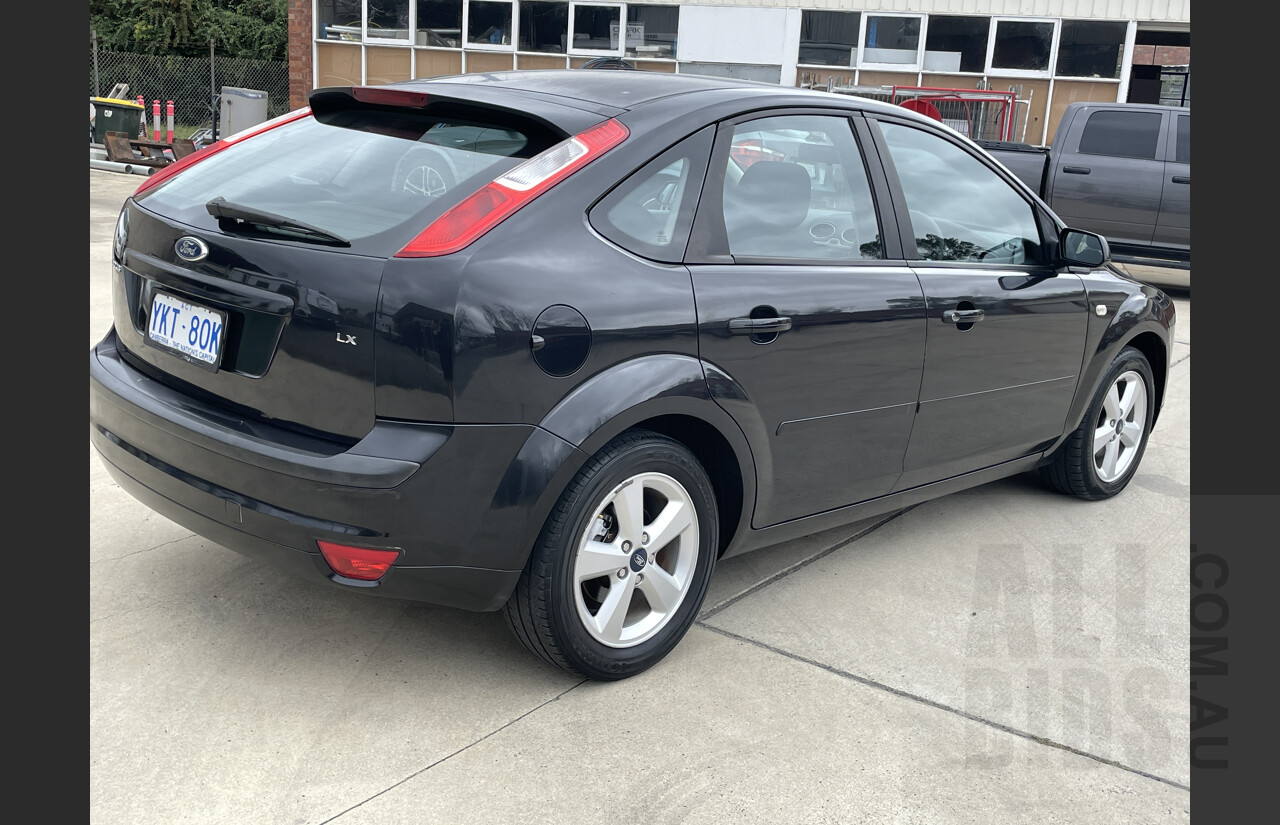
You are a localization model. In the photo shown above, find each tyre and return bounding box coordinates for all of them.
[1041,346,1154,500]
[503,430,718,680]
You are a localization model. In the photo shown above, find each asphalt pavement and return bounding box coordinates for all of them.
[90,168,1192,824]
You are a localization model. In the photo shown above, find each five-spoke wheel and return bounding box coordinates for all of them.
[503,430,717,681]
[1041,346,1155,500]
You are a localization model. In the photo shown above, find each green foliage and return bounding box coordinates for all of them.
[90,0,288,60]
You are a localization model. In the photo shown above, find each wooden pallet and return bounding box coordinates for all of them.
[103,132,196,167]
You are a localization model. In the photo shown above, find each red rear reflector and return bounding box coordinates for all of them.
[132,107,312,197]
[395,118,629,258]
[352,87,430,108]
[317,541,400,581]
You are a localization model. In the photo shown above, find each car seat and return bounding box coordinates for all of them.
[723,161,812,258]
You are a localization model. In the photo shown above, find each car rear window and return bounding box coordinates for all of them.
[138,102,561,245]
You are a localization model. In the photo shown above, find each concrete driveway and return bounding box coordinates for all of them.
[90,168,1191,824]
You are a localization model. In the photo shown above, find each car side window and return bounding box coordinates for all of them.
[878,121,1044,265]
[1078,110,1162,160]
[720,115,883,261]
[1175,115,1190,164]
[590,125,713,263]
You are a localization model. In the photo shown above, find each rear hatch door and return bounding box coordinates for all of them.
[115,90,572,441]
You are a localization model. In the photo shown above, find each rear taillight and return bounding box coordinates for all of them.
[317,540,400,581]
[132,107,313,197]
[395,118,629,258]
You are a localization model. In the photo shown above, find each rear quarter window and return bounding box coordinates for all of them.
[589,126,714,263]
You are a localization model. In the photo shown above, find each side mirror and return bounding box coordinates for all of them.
[1058,228,1109,268]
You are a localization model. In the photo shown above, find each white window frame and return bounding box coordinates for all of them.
[1053,18,1128,80]
[986,16,1059,79]
[414,0,465,49]
[512,0,569,56]
[857,12,926,72]
[315,0,365,42]
[794,9,861,69]
[366,0,413,44]
[568,2,626,57]
[918,13,991,76]
[623,3,680,61]
[464,0,516,51]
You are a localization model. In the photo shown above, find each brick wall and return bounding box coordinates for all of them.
[287,0,313,109]
[1132,45,1191,66]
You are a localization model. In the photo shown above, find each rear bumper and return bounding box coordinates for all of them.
[90,329,582,611]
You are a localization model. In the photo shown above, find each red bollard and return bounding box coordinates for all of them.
[166,101,175,143]
[153,99,161,141]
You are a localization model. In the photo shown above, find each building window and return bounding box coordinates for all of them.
[1056,20,1126,78]
[319,0,363,41]
[369,0,411,41]
[468,0,513,47]
[571,4,622,53]
[1161,69,1190,108]
[518,1,568,53]
[862,14,922,67]
[991,19,1055,73]
[923,16,990,73]
[416,0,462,47]
[624,5,678,59]
[798,10,860,67]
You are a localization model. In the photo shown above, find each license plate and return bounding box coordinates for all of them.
[148,291,227,369]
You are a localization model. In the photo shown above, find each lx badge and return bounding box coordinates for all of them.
[336,332,357,346]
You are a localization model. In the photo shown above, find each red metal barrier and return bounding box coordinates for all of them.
[890,87,1020,142]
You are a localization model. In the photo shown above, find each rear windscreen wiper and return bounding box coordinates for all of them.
[206,196,350,246]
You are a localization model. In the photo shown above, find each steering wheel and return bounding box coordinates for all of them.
[976,237,1023,263]
[392,146,455,198]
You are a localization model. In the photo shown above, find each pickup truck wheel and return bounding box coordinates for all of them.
[1041,346,1154,500]
[502,430,718,681]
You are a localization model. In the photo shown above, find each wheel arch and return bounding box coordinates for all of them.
[623,414,745,559]
[533,354,757,560]
[1121,330,1168,426]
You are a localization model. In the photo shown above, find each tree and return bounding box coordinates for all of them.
[90,0,288,60]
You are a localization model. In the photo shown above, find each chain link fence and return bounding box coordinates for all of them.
[90,33,289,140]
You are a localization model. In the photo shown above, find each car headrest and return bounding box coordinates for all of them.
[725,161,812,232]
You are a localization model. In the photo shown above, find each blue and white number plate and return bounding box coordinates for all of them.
[148,291,227,369]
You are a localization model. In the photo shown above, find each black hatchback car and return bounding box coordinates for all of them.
[90,70,1174,680]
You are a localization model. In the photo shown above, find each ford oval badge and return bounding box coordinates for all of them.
[175,236,209,263]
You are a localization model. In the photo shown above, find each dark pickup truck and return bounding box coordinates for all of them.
[978,102,1189,270]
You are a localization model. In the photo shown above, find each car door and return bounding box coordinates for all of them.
[1152,111,1190,251]
[865,114,1090,490]
[686,110,926,528]
[1047,107,1166,248]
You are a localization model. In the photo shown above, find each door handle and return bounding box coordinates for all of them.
[1172,175,1190,184]
[728,316,792,334]
[1063,165,1091,175]
[942,309,985,324]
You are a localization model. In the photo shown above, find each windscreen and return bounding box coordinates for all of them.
[139,104,558,244]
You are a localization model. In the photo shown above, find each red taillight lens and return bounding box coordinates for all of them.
[352,87,430,107]
[395,118,629,258]
[317,540,400,581]
[132,107,313,197]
